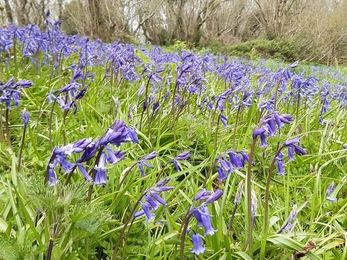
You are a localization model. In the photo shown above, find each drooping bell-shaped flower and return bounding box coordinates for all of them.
[190,234,205,255]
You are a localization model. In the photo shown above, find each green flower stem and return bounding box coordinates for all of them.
[17,125,27,171]
[259,145,284,260]
[179,208,194,260]
[243,137,257,256]
[112,192,147,260]
[48,98,57,151]
[5,108,12,148]
[0,107,4,143]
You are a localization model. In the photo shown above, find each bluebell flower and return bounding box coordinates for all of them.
[137,151,157,176]
[193,189,211,201]
[148,191,167,206]
[283,138,306,162]
[172,151,191,172]
[259,132,268,147]
[190,234,205,255]
[105,146,125,164]
[174,151,191,161]
[0,77,33,109]
[146,195,159,210]
[20,108,30,127]
[134,178,173,221]
[326,182,337,203]
[205,189,223,204]
[77,163,92,181]
[283,137,300,147]
[94,153,108,185]
[220,159,232,173]
[228,152,244,169]
[265,118,276,136]
[253,127,266,138]
[234,181,244,206]
[217,167,227,180]
[55,154,75,174]
[134,202,156,222]
[193,206,217,236]
[220,113,228,126]
[276,152,286,175]
[76,141,99,163]
[48,168,59,186]
[277,204,298,233]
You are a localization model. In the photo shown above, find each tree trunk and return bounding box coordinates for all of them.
[3,0,13,23]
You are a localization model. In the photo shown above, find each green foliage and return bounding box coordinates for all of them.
[1,27,347,260]
[225,38,300,62]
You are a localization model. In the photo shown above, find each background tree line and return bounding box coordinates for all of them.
[1,0,347,64]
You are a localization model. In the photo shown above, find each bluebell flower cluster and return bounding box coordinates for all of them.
[134,178,174,221]
[0,78,33,109]
[253,112,294,147]
[47,66,91,115]
[216,150,250,180]
[273,138,307,176]
[46,121,138,186]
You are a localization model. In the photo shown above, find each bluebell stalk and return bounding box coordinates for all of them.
[260,137,306,259]
[179,189,223,259]
[112,178,173,259]
[18,108,30,171]
[228,180,244,233]
[319,82,330,124]
[249,112,295,256]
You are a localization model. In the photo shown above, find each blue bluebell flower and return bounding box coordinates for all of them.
[276,152,286,175]
[277,204,298,233]
[48,168,59,186]
[20,108,30,127]
[220,113,228,126]
[137,151,157,176]
[326,182,337,203]
[134,178,173,221]
[199,206,217,236]
[105,146,125,164]
[94,152,108,185]
[190,234,205,255]
[193,189,211,201]
[217,167,227,180]
[77,163,92,181]
[172,151,191,172]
